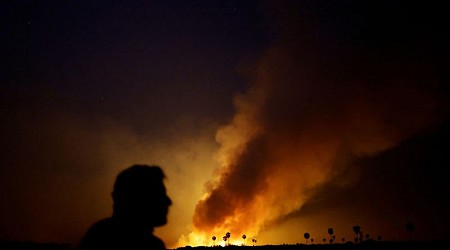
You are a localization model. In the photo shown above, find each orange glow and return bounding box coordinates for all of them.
[173,34,448,247]
[2,2,448,249]
[177,229,258,248]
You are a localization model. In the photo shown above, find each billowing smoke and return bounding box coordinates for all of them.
[184,1,447,245]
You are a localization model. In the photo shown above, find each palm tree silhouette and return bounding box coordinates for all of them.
[328,227,334,244]
[223,236,227,246]
[304,232,310,244]
[327,228,334,244]
[327,228,334,236]
[226,232,231,246]
[405,221,415,241]
[212,236,216,246]
[352,225,361,243]
[242,235,247,246]
[252,238,257,246]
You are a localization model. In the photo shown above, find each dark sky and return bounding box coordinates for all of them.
[2,0,268,130]
[1,0,449,248]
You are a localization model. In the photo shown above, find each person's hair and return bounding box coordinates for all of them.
[112,164,166,208]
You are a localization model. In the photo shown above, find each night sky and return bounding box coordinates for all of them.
[1,1,449,248]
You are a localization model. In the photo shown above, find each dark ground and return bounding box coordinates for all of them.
[1,240,445,250]
[174,241,445,250]
[0,241,72,250]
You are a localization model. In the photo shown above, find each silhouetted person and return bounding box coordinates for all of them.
[78,165,172,250]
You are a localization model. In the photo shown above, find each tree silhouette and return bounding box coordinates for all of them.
[223,236,227,246]
[252,239,257,246]
[352,225,361,243]
[226,232,231,246]
[322,238,326,244]
[405,221,415,241]
[341,237,345,243]
[212,236,216,246]
[242,235,247,246]
[304,232,310,244]
[327,228,334,244]
[327,228,334,237]
[311,238,314,243]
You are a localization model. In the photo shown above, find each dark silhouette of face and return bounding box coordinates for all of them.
[111,165,172,229]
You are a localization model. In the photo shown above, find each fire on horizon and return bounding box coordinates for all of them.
[1,1,449,249]
[176,2,449,248]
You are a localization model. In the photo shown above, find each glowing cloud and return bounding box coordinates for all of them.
[179,10,446,245]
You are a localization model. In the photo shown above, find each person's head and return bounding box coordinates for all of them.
[112,165,172,229]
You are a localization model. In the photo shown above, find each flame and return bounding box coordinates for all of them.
[177,231,209,247]
[177,229,257,247]
[175,3,447,246]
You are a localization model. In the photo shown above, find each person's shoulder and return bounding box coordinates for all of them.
[146,234,166,250]
[89,217,115,229]
[78,217,116,250]
[83,217,114,233]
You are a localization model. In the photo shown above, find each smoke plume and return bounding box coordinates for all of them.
[183,1,447,245]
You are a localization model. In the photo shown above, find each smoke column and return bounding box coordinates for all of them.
[180,1,447,246]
